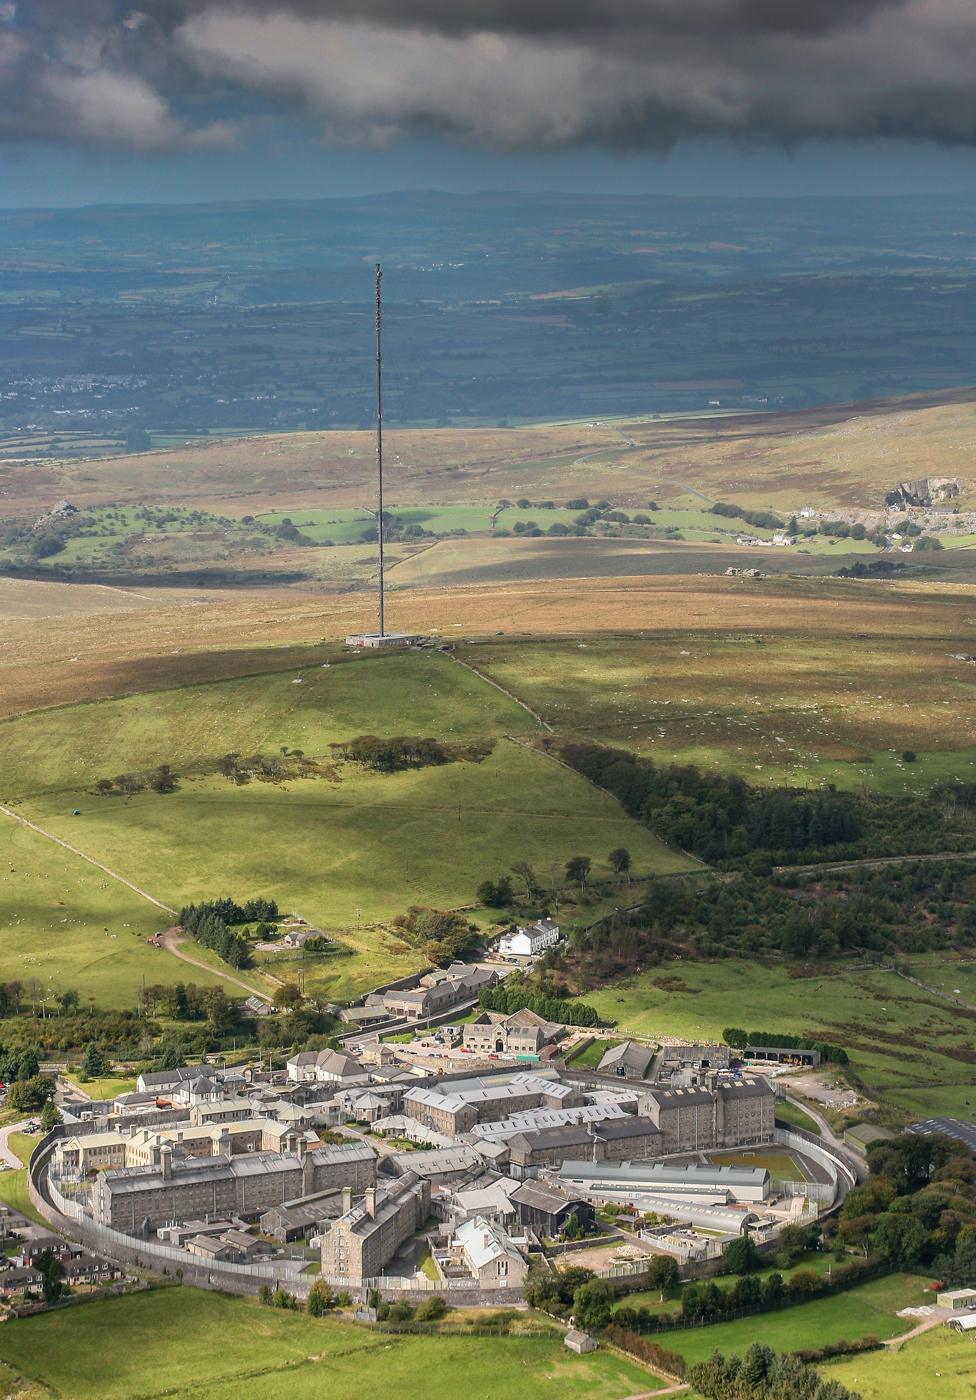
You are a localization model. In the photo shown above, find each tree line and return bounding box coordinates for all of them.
[553,739,865,866]
[477,976,601,1027]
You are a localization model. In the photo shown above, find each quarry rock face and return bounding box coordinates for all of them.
[885,477,961,508]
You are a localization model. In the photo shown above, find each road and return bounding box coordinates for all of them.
[783,1093,867,1181]
[0,1119,30,1170]
[777,850,976,878]
[160,927,275,1003]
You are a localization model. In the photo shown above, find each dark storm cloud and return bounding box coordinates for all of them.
[2,0,976,152]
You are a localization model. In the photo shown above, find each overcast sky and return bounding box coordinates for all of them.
[4,0,976,206]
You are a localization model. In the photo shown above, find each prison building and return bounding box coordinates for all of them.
[95,1141,376,1234]
[639,1079,774,1153]
[506,1116,662,1178]
[403,1075,581,1136]
[321,1173,430,1285]
[557,1160,770,1205]
[510,1179,596,1237]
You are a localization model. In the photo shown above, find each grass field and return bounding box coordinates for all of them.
[60,1073,137,1100]
[581,960,976,1119]
[662,1272,932,1368]
[0,1288,658,1400]
[0,652,692,1000]
[460,625,976,791]
[707,1148,811,1182]
[824,1325,976,1399]
[775,1100,822,1135]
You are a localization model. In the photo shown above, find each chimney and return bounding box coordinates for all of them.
[365,1187,377,1219]
[160,1144,173,1181]
[342,1187,353,1215]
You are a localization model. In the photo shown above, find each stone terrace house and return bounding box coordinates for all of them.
[321,1174,430,1285]
[497,919,561,959]
[95,1141,376,1233]
[462,1008,564,1057]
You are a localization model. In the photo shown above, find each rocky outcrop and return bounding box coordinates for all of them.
[32,499,78,530]
[885,478,961,509]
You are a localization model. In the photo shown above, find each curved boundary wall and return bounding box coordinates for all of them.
[773,1126,857,1206]
[29,1131,311,1299]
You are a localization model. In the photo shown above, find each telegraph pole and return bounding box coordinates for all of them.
[375,262,385,637]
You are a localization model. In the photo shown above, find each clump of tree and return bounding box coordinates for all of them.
[711,501,785,531]
[838,1132,976,1282]
[689,1343,861,1400]
[603,1328,686,1380]
[478,975,600,1027]
[332,734,494,774]
[477,876,514,907]
[390,907,477,964]
[94,764,177,795]
[215,750,315,785]
[552,737,976,870]
[178,899,276,969]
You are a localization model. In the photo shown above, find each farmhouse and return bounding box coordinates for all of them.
[497,918,561,959]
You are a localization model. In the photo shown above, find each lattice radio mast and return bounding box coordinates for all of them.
[375,262,385,637]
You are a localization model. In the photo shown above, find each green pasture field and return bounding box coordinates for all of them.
[0,812,203,1006]
[0,1288,658,1400]
[581,959,976,1119]
[258,503,584,542]
[459,632,976,792]
[824,1325,976,1399]
[663,1272,931,1369]
[0,651,530,797]
[18,742,690,1001]
[60,1072,137,1100]
[0,652,692,1000]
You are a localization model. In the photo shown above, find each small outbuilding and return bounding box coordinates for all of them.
[565,1329,598,1354]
